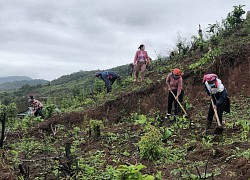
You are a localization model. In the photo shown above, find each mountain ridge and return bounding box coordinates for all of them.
[0,76,33,84]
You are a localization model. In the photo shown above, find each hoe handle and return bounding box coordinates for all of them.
[167,84,188,116]
[210,96,222,127]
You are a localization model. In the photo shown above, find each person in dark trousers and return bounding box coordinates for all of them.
[165,68,184,119]
[203,73,230,132]
[28,96,45,118]
[95,71,119,93]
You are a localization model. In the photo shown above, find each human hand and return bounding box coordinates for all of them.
[175,96,179,100]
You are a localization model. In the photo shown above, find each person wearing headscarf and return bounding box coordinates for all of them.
[203,73,229,131]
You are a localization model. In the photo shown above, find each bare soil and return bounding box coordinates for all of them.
[1,47,250,179]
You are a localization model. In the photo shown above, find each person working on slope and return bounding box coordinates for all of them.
[133,44,150,82]
[28,95,45,118]
[203,73,230,133]
[165,68,184,119]
[95,71,119,93]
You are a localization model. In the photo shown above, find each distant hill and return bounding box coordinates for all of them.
[50,64,130,85]
[0,79,49,91]
[0,76,32,84]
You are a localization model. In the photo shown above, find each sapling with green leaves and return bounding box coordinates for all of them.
[115,163,155,180]
[89,119,103,140]
[138,125,164,161]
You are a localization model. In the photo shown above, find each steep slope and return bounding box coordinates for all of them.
[2,10,250,180]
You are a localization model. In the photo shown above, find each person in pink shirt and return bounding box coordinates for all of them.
[133,44,150,82]
[28,96,45,118]
[165,68,184,119]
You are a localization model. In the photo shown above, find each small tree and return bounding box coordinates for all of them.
[89,119,103,140]
[93,78,104,94]
[44,103,57,118]
[226,5,246,28]
[138,125,164,161]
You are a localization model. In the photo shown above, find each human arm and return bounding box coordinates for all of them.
[134,51,139,64]
[215,89,227,106]
[176,77,183,98]
[166,74,171,90]
[204,82,211,96]
[145,51,150,63]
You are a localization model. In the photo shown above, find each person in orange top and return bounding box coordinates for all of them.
[133,44,150,82]
[165,68,184,119]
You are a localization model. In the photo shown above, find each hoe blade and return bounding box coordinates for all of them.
[214,127,223,134]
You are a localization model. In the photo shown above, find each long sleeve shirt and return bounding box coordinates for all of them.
[204,79,228,105]
[134,50,149,64]
[166,73,183,96]
[96,71,117,85]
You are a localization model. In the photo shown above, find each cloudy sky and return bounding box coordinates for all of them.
[0,0,249,81]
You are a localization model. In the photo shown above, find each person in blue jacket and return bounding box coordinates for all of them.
[95,71,119,93]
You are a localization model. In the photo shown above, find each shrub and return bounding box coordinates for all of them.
[189,48,222,71]
[138,125,164,161]
[44,103,57,118]
[115,164,154,180]
[89,119,103,139]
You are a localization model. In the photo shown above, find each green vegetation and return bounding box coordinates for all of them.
[0,5,249,179]
[138,125,164,161]
[115,164,154,180]
[189,48,222,72]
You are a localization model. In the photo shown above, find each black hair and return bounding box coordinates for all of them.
[29,95,34,99]
[138,44,144,50]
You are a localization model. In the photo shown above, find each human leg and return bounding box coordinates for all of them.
[134,63,141,81]
[168,91,175,114]
[175,90,184,115]
[140,62,146,81]
[106,80,112,93]
[206,103,214,129]
[34,108,45,118]
[217,100,227,124]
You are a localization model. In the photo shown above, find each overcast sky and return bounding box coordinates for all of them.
[0,0,249,81]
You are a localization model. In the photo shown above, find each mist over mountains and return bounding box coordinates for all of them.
[0,76,49,91]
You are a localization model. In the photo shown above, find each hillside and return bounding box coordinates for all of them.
[0,76,32,84]
[0,6,249,180]
[0,79,49,91]
[50,64,130,86]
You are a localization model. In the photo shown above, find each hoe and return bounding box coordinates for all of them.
[210,96,223,134]
[167,84,190,124]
